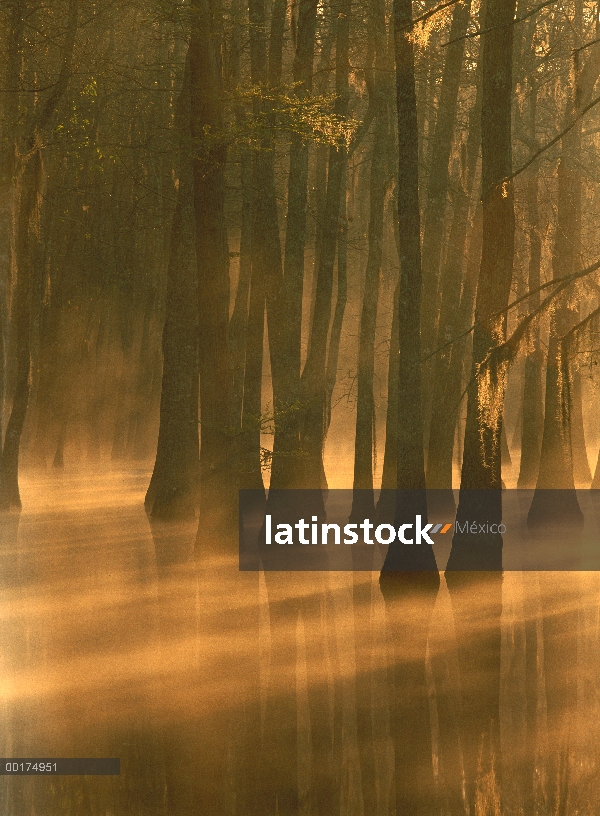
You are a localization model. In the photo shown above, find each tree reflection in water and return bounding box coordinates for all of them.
[0,471,598,814]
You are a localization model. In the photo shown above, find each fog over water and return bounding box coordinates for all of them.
[0,469,598,814]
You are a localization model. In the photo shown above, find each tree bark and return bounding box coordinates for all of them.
[324,163,348,432]
[380,0,438,573]
[426,63,482,494]
[269,0,319,490]
[446,0,516,559]
[0,0,79,509]
[529,19,600,521]
[227,0,253,451]
[444,4,516,814]
[189,0,234,527]
[419,0,472,418]
[299,0,350,489]
[0,154,40,508]
[379,270,400,494]
[518,92,544,489]
[146,58,200,521]
[379,3,440,814]
[240,0,286,492]
[351,0,389,517]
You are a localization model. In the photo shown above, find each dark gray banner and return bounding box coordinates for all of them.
[239,489,600,570]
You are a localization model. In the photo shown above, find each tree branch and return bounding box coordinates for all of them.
[423,256,600,364]
[442,0,558,47]
[35,0,79,135]
[400,0,463,32]
[502,91,600,185]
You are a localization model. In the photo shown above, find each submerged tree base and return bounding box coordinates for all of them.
[527,488,584,528]
[446,532,503,572]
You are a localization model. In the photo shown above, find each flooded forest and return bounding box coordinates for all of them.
[4,0,600,814]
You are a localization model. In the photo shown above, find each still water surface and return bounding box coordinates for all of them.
[1,469,599,815]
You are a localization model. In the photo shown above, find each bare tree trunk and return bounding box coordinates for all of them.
[0,0,79,509]
[227,0,253,450]
[324,163,348,431]
[426,64,482,495]
[528,140,581,519]
[299,0,349,489]
[446,0,516,556]
[0,0,27,462]
[239,0,286,493]
[444,3,516,814]
[380,0,438,572]
[269,0,318,491]
[146,59,199,520]
[518,92,544,489]
[529,19,600,521]
[190,0,233,529]
[351,0,389,517]
[228,149,252,442]
[419,0,472,424]
[0,155,40,508]
[379,2,440,814]
[379,273,400,494]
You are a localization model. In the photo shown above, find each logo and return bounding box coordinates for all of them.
[265,515,458,546]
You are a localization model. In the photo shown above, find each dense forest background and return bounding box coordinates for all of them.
[3,0,600,524]
[5,3,600,816]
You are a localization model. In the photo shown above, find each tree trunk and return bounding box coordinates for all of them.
[228,145,252,441]
[227,0,253,451]
[426,64,482,495]
[380,0,439,573]
[379,271,400,494]
[240,0,287,493]
[518,91,544,489]
[189,0,234,529]
[446,0,516,562]
[269,0,318,491]
[529,11,600,520]
[351,0,389,518]
[419,0,472,421]
[146,59,199,520]
[379,2,440,814]
[324,163,348,432]
[444,4,516,814]
[299,0,349,489]
[0,154,40,509]
[0,0,79,509]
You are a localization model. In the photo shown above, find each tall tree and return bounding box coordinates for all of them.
[446,0,517,557]
[529,10,600,523]
[189,0,234,530]
[299,0,350,489]
[145,57,200,521]
[378,2,440,815]
[419,0,473,427]
[269,0,319,491]
[444,2,517,814]
[425,60,482,496]
[517,85,544,489]
[0,0,79,510]
[351,0,390,519]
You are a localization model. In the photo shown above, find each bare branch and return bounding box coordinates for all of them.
[502,91,600,184]
[423,256,600,364]
[442,0,558,47]
[400,0,463,32]
[35,0,79,135]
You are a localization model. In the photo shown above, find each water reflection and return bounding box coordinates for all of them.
[0,471,599,813]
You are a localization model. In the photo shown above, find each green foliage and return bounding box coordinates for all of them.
[228,83,358,148]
